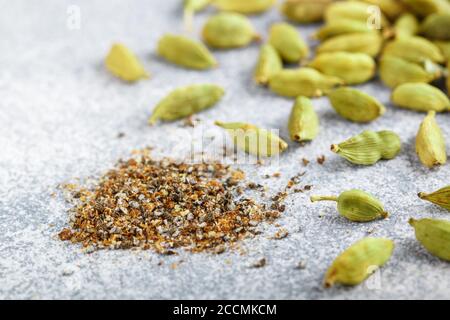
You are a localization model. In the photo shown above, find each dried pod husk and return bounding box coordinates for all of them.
[254,44,282,85]
[382,36,445,64]
[157,34,217,70]
[392,83,450,112]
[402,0,450,17]
[331,130,401,165]
[420,14,450,40]
[394,13,419,39]
[288,96,319,142]
[184,0,211,31]
[416,111,447,168]
[324,238,394,287]
[434,41,450,60]
[105,43,149,82]
[215,121,288,157]
[314,19,377,41]
[308,52,376,85]
[268,23,310,63]
[311,190,388,222]
[353,0,407,21]
[327,87,386,123]
[149,84,224,124]
[324,1,390,27]
[419,186,450,211]
[316,32,383,57]
[280,0,332,24]
[409,218,450,261]
[212,0,276,14]
[268,68,344,98]
[202,12,260,49]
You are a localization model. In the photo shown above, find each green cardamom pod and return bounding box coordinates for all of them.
[434,41,450,60]
[331,130,401,165]
[416,111,447,168]
[212,0,275,14]
[288,96,319,142]
[157,34,217,70]
[392,83,450,112]
[418,186,450,211]
[353,0,407,20]
[311,190,388,222]
[215,121,288,157]
[314,19,377,41]
[316,32,382,58]
[382,36,444,64]
[327,87,386,123]
[269,68,344,98]
[324,238,394,287]
[402,0,450,17]
[308,52,376,85]
[202,12,260,49]
[254,44,282,85]
[268,23,309,63]
[105,43,149,82]
[280,0,332,24]
[394,13,419,39]
[420,13,450,40]
[324,1,390,27]
[184,0,211,31]
[149,84,224,124]
[409,218,450,261]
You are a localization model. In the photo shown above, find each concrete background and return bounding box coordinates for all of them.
[1,0,450,299]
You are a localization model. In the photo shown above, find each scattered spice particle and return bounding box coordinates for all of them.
[317,155,326,165]
[250,258,266,268]
[117,132,126,139]
[272,228,289,240]
[302,158,310,166]
[273,172,281,178]
[183,115,199,127]
[295,261,307,270]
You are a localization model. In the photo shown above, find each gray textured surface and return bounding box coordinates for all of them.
[1,0,450,300]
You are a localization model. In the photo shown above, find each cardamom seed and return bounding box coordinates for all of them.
[416,111,447,168]
[202,12,260,49]
[331,130,401,165]
[184,0,211,31]
[268,23,309,63]
[215,121,288,157]
[420,13,450,40]
[269,68,344,98]
[157,34,217,70]
[382,36,444,64]
[311,190,388,222]
[394,13,419,39]
[288,96,319,142]
[353,0,407,20]
[316,32,383,57]
[402,0,450,17]
[324,1,390,27]
[308,52,376,85]
[324,238,394,287]
[149,84,224,124]
[314,19,376,41]
[105,43,149,82]
[213,0,275,14]
[409,218,450,261]
[392,83,450,112]
[280,0,332,24]
[327,87,386,123]
[434,40,450,60]
[254,44,282,85]
[418,186,450,211]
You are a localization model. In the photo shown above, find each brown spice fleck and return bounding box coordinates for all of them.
[272,228,289,240]
[317,155,326,165]
[302,158,310,166]
[250,258,266,268]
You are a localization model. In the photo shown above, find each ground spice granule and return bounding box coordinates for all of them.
[59,151,280,254]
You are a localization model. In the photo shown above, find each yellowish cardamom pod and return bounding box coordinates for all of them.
[394,13,419,39]
[402,0,450,17]
[269,68,344,98]
[202,12,260,49]
[420,13,450,40]
[382,36,444,64]
[280,0,332,24]
[324,238,394,287]
[314,19,376,41]
[288,96,319,142]
[418,186,450,211]
[316,32,382,57]
[416,111,447,168]
[447,61,450,94]
[212,0,276,14]
[308,52,376,85]
[183,0,211,31]
[105,43,149,82]
[157,34,217,70]
[215,121,288,157]
[409,218,450,261]
[327,87,386,123]
[254,44,282,85]
[324,1,390,27]
[311,190,388,222]
[434,41,450,60]
[331,130,401,165]
[149,84,224,124]
[353,0,407,20]
[392,83,450,112]
[268,23,310,63]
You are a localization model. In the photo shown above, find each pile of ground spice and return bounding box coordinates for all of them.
[59,151,280,254]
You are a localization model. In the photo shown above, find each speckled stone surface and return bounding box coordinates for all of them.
[1,0,450,300]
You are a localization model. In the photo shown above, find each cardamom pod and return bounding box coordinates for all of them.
[324,1,390,27]
[316,32,383,58]
[254,44,282,85]
[314,19,376,41]
[434,40,450,60]
[331,130,401,165]
[215,121,288,157]
[280,0,332,24]
[409,218,450,261]
[382,36,444,64]
[447,61,450,94]
[327,87,386,123]
[324,238,394,287]
[311,190,388,222]
[269,68,344,98]
[157,34,217,70]
[184,0,211,31]
[420,13,450,40]
[308,52,376,85]
[416,111,447,168]
[418,186,450,211]
[149,84,224,124]
[394,13,419,39]
[212,0,275,14]
[268,23,309,63]
[202,12,260,49]
[105,43,149,82]
[288,96,319,142]
[402,0,450,17]
[392,83,450,112]
[353,0,407,20]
